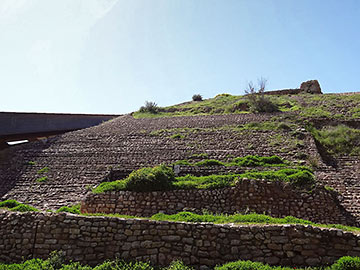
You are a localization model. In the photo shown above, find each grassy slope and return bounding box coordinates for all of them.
[132,92,360,120]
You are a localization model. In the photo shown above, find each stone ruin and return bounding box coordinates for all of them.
[300,80,322,94]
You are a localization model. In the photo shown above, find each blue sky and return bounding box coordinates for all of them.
[1,0,359,114]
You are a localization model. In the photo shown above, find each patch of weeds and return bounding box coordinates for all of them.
[232,155,285,167]
[56,204,81,214]
[36,176,48,183]
[37,167,49,174]
[27,161,36,165]
[174,174,236,190]
[0,200,38,212]
[301,106,332,118]
[324,185,336,193]
[170,133,185,140]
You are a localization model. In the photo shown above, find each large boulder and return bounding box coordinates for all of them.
[300,80,322,94]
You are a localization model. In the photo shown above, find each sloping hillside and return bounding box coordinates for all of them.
[0,91,359,223]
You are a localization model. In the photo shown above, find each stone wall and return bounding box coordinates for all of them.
[1,211,360,269]
[81,179,357,226]
[263,89,302,95]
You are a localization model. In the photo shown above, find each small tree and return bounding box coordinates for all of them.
[245,78,278,113]
[192,94,203,101]
[139,101,159,114]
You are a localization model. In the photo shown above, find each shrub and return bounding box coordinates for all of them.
[192,94,203,101]
[245,78,279,113]
[139,101,159,114]
[124,164,175,192]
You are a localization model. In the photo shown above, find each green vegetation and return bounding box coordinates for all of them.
[170,133,185,139]
[308,125,360,156]
[0,252,192,270]
[57,204,81,215]
[245,79,279,113]
[139,101,160,114]
[37,167,49,174]
[194,159,224,166]
[27,161,36,165]
[94,164,314,193]
[0,200,38,212]
[93,165,175,193]
[132,91,360,120]
[36,176,48,182]
[173,155,287,168]
[2,251,360,270]
[192,94,203,101]
[174,168,315,190]
[78,211,360,233]
[215,256,360,269]
[232,155,284,166]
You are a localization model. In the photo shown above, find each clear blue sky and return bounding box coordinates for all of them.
[1,0,359,114]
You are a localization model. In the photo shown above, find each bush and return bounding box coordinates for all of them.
[139,101,159,114]
[192,94,203,101]
[124,164,175,192]
[245,78,279,113]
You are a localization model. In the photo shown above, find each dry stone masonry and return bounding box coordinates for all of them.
[1,211,360,269]
[82,179,357,226]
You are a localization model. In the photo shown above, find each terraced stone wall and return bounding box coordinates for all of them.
[81,179,357,226]
[1,211,360,269]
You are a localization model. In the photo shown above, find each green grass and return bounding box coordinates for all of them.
[0,200,38,212]
[133,92,360,121]
[173,155,288,168]
[81,211,360,233]
[37,167,49,174]
[56,204,81,215]
[174,168,315,190]
[215,256,360,269]
[36,176,48,182]
[2,256,360,270]
[94,166,314,193]
[308,125,360,156]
